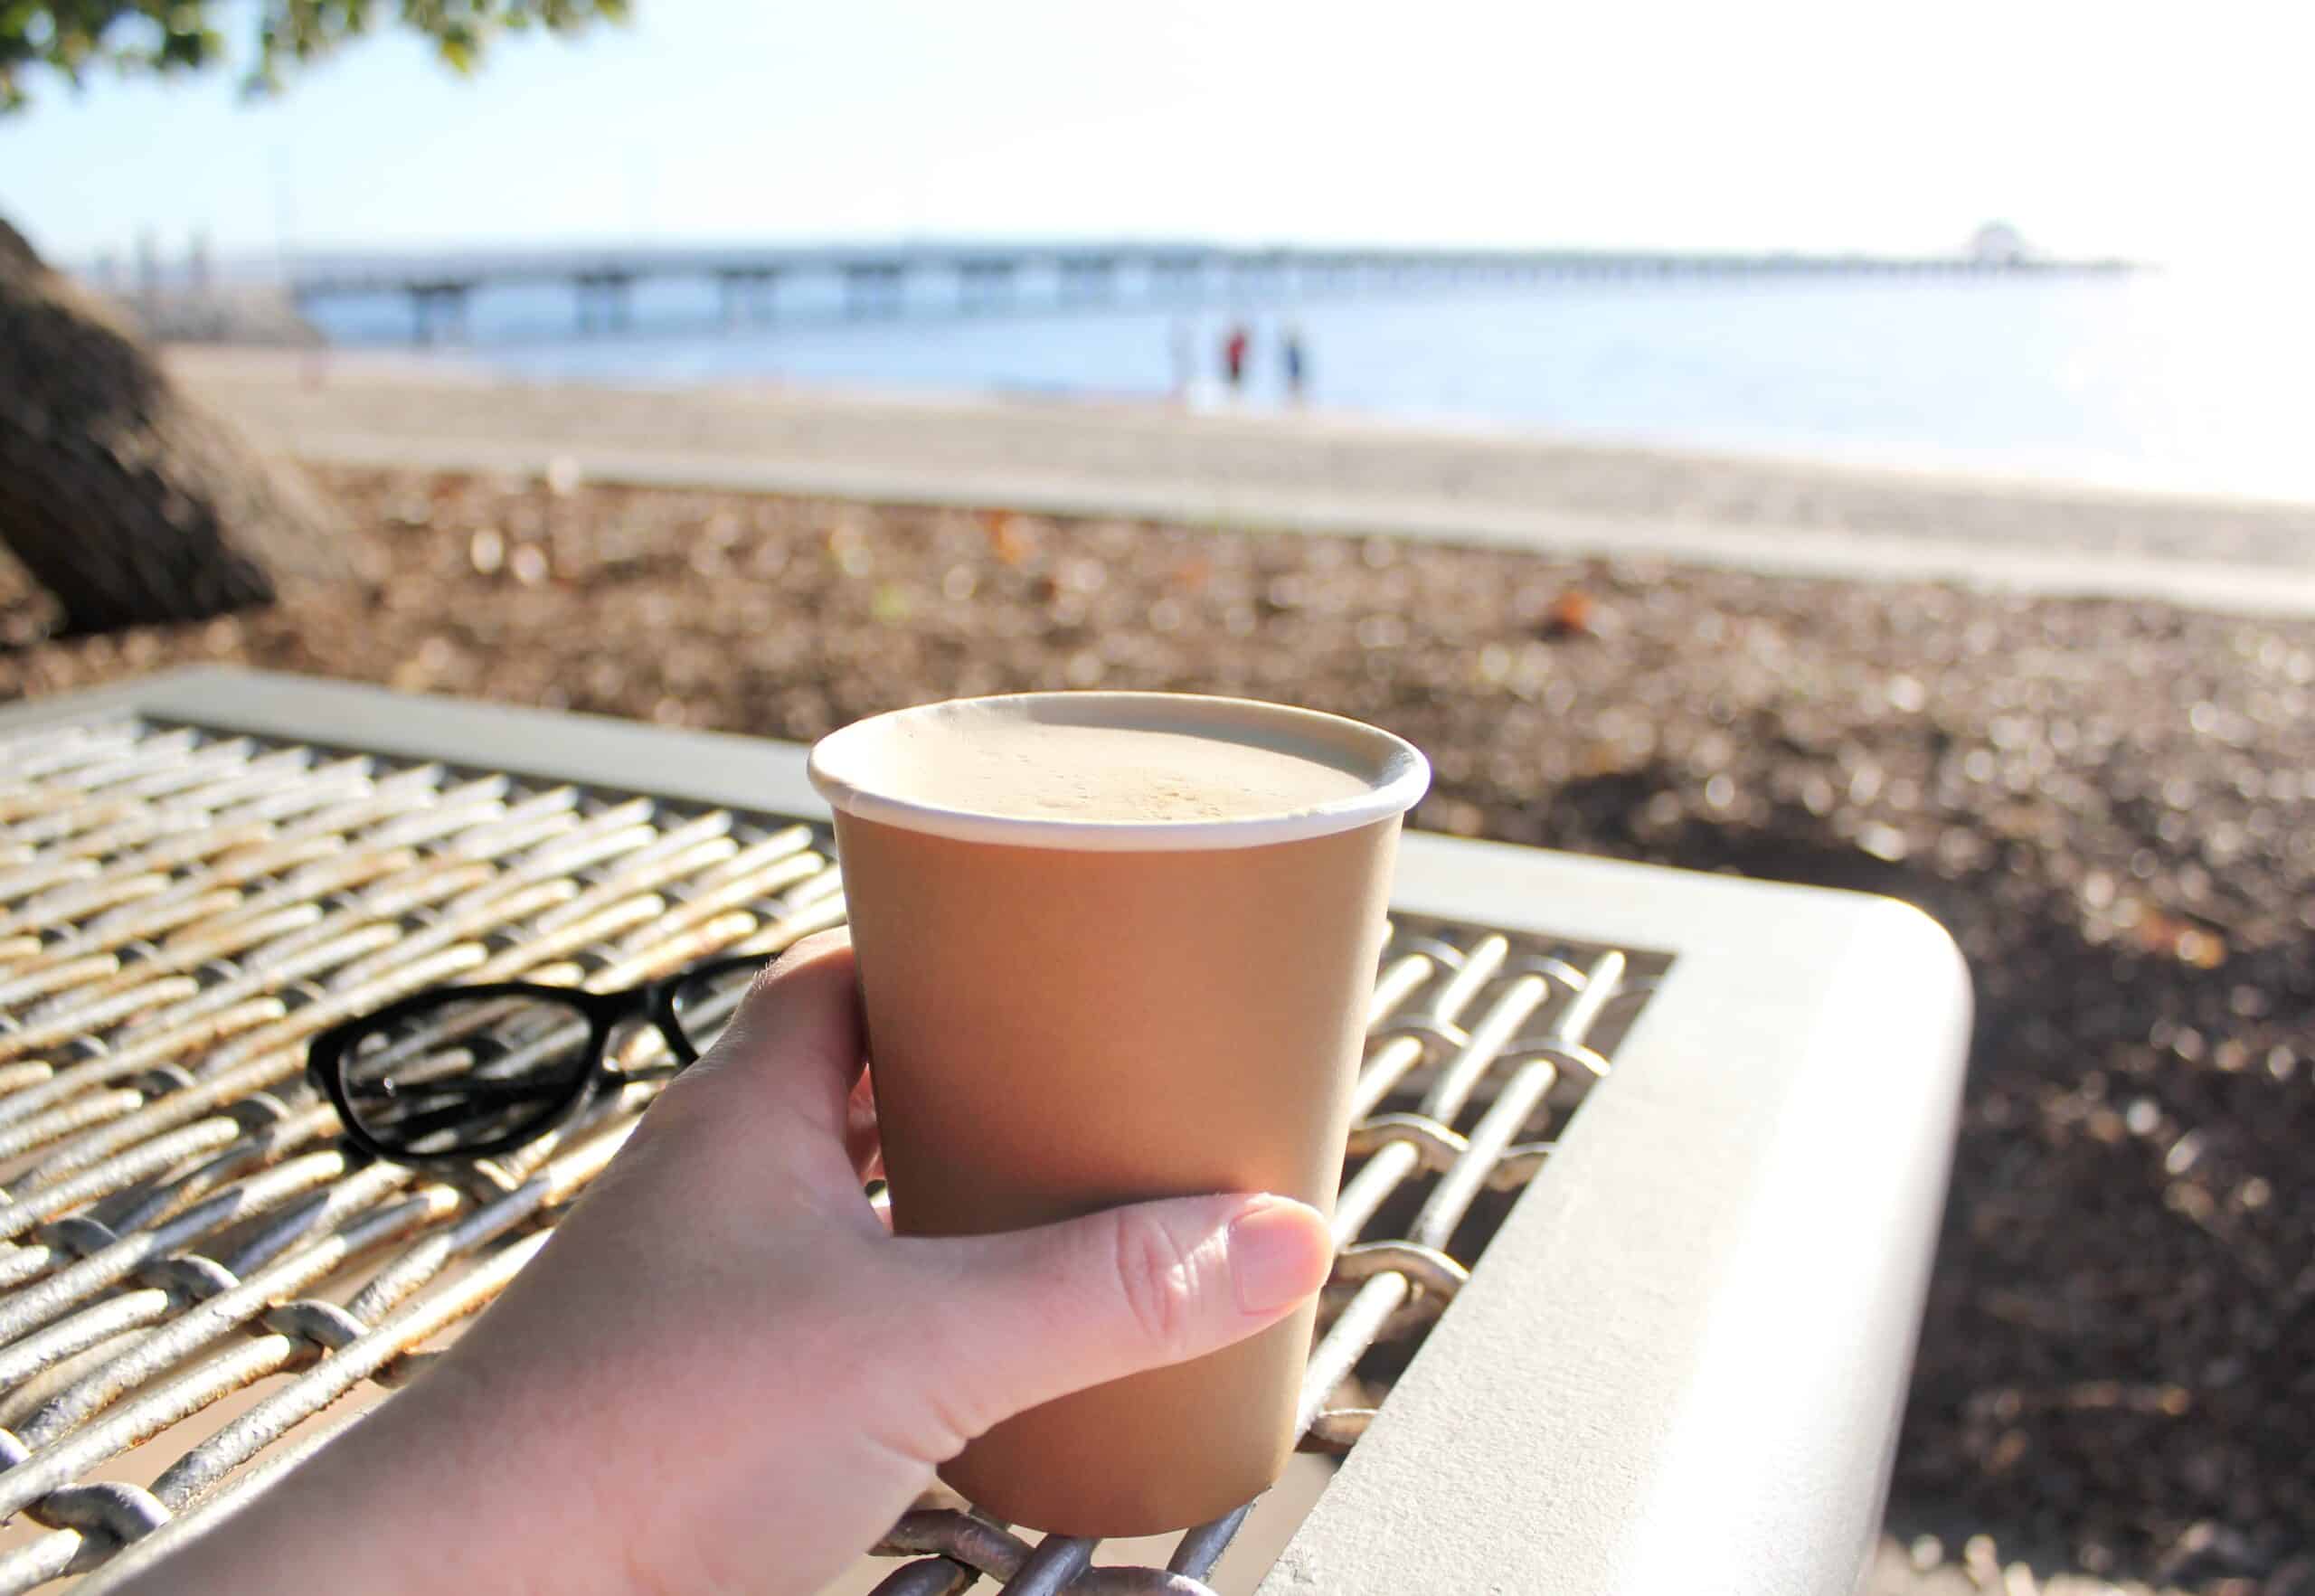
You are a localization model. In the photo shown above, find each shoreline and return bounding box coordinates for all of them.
[169,347,2315,617]
[175,342,2315,515]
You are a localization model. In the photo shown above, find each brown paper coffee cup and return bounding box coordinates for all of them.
[809,693,1428,1536]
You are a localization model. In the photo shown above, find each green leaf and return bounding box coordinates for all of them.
[3,0,627,109]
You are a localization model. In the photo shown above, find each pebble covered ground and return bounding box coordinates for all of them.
[5,467,2312,1594]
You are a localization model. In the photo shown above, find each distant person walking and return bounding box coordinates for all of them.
[1282,325,1308,403]
[1222,323,1251,393]
[1169,320,1195,401]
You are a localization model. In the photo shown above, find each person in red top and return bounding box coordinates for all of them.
[1222,323,1251,392]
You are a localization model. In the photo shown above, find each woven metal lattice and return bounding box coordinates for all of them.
[0,713,1661,1594]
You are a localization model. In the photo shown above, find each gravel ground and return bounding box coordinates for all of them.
[5,467,2313,1594]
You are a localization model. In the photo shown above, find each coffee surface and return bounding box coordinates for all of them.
[851,702,1375,823]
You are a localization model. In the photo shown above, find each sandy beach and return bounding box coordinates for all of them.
[167,347,2315,614]
[6,355,2312,1593]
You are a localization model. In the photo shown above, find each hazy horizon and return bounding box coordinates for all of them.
[73,231,2149,279]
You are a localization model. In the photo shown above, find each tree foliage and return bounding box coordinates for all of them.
[0,0,628,110]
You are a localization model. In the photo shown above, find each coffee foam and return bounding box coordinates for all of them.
[841,702,1373,823]
[809,693,1430,851]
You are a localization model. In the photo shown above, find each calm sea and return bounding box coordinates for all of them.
[303,265,2315,502]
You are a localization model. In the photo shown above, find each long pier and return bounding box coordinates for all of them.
[285,241,2136,345]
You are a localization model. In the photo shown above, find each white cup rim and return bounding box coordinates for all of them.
[807,692,1431,852]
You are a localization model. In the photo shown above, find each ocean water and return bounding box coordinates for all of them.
[303,264,2315,502]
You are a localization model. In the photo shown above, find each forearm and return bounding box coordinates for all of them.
[116,1357,628,1596]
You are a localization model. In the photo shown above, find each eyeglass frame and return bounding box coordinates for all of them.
[305,953,769,1166]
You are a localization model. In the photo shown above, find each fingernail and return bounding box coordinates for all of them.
[1228,1196,1330,1316]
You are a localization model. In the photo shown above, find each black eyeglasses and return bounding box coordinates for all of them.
[306,955,766,1166]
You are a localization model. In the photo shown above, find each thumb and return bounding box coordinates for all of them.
[906,1194,1333,1445]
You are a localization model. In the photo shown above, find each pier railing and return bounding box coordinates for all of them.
[282,241,2136,345]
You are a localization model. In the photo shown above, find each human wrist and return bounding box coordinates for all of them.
[207,1346,642,1596]
[360,1335,658,1592]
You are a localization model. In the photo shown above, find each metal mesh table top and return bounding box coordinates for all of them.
[0,710,1667,1594]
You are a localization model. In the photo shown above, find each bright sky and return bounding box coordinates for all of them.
[2,0,2308,267]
